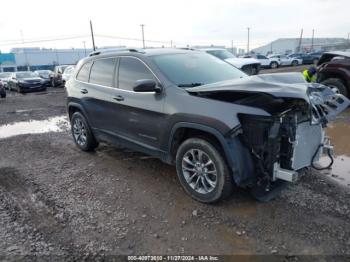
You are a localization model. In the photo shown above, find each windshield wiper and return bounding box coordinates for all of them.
[178,83,203,88]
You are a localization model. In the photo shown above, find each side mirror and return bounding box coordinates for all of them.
[133,79,161,93]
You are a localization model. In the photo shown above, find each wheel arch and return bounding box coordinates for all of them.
[67,102,87,120]
[318,71,349,90]
[167,123,228,161]
[166,122,255,187]
[67,102,95,130]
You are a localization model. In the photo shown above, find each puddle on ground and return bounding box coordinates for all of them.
[319,111,350,186]
[0,116,69,139]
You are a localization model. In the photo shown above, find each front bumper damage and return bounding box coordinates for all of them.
[238,84,349,196]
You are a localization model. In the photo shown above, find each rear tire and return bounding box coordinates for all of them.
[291,60,299,66]
[175,138,233,203]
[70,112,98,151]
[251,66,259,75]
[16,85,22,93]
[321,78,348,97]
[270,61,278,69]
[0,89,6,98]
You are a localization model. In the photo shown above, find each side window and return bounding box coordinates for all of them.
[89,58,116,87]
[258,55,267,59]
[118,57,155,91]
[76,62,92,82]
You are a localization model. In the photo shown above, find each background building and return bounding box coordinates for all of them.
[0,53,16,72]
[11,47,93,71]
[252,38,349,55]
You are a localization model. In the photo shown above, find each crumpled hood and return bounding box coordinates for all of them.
[225,57,261,68]
[186,72,313,101]
[186,72,350,123]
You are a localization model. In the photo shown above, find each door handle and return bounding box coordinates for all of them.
[113,95,125,102]
[80,88,88,94]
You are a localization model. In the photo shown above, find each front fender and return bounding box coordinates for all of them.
[167,122,254,186]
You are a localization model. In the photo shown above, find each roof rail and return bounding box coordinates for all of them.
[89,48,145,56]
[177,47,197,51]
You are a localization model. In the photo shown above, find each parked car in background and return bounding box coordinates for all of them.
[66,48,349,203]
[243,54,279,69]
[0,72,12,89]
[0,80,6,98]
[317,51,350,97]
[8,71,46,93]
[288,53,322,65]
[309,52,323,62]
[50,65,70,87]
[268,54,302,66]
[199,48,261,75]
[34,70,53,87]
[62,65,75,84]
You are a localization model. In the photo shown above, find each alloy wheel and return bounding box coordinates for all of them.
[182,149,217,194]
[73,118,87,146]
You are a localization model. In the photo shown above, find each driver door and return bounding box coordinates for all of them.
[113,56,165,149]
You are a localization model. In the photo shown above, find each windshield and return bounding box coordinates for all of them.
[36,70,51,74]
[0,72,11,78]
[16,72,37,78]
[58,66,69,73]
[151,52,246,87]
[206,49,236,60]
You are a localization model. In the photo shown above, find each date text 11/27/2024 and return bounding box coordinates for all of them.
[127,256,219,261]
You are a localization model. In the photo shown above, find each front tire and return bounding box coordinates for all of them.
[321,78,348,97]
[70,112,98,151]
[175,138,233,203]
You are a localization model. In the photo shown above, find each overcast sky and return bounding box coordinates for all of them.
[0,0,349,52]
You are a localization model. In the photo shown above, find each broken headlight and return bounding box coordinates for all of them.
[308,84,350,125]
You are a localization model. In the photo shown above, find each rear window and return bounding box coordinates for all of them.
[76,62,92,82]
[89,58,116,87]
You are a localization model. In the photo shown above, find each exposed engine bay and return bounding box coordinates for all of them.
[187,73,350,198]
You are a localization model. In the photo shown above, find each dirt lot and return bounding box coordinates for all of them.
[0,85,350,260]
[260,65,306,74]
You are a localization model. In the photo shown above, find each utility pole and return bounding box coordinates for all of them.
[83,41,87,56]
[270,41,273,54]
[55,48,59,65]
[247,27,250,54]
[311,29,315,52]
[140,24,145,48]
[348,33,350,45]
[297,29,303,53]
[231,40,234,54]
[170,40,173,48]
[90,20,96,51]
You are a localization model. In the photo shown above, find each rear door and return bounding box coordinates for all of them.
[257,55,269,66]
[279,55,290,65]
[76,58,121,132]
[114,56,165,149]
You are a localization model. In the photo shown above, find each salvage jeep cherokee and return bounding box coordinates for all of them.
[66,48,349,203]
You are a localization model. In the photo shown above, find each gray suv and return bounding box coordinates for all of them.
[66,48,349,203]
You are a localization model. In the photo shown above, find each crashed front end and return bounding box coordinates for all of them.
[237,83,349,197]
[187,74,350,199]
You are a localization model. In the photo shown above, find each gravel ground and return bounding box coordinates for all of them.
[0,87,349,260]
